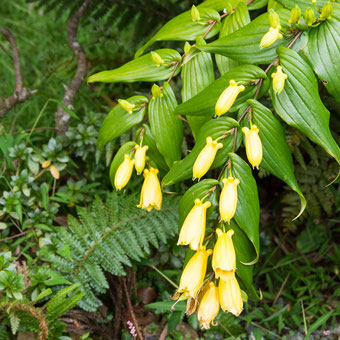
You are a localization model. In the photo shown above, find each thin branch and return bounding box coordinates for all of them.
[0,28,37,117]
[55,0,91,134]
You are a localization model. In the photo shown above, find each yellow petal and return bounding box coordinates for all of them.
[114,154,135,190]
[135,145,148,175]
[219,276,243,316]
[242,124,263,168]
[219,177,240,223]
[259,27,282,49]
[49,165,60,180]
[271,66,288,94]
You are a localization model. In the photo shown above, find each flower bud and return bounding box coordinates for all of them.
[151,51,164,67]
[177,199,211,250]
[134,145,148,175]
[319,2,332,20]
[184,42,191,55]
[137,167,162,211]
[242,125,263,169]
[289,6,301,24]
[269,9,281,28]
[219,177,240,223]
[215,80,245,117]
[259,27,283,49]
[219,275,243,316]
[193,137,223,180]
[197,282,219,329]
[191,5,201,22]
[114,154,135,190]
[177,247,213,299]
[271,65,288,94]
[118,99,135,114]
[304,7,315,26]
[212,229,236,280]
[151,84,163,99]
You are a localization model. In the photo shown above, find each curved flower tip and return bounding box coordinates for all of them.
[212,228,236,280]
[177,198,211,250]
[259,27,282,49]
[197,282,219,329]
[134,145,149,175]
[114,154,135,191]
[219,176,240,223]
[177,247,213,299]
[271,66,288,94]
[193,137,223,180]
[215,80,245,117]
[219,276,243,316]
[242,125,263,169]
[137,167,162,211]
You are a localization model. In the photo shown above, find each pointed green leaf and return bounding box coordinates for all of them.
[198,9,292,64]
[109,141,137,188]
[97,96,148,150]
[149,83,183,168]
[136,125,169,171]
[247,99,306,218]
[275,0,329,12]
[88,49,181,84]
[181,51,215,139]
[271,47,340,163]
[304,8,340,102]
[216,3,251,75]
[175,64,267,117]
[228,153,260,259]
[135,8,221,58]
[198,0,267,11]
[162,118,240,187]
[178,179,219,226]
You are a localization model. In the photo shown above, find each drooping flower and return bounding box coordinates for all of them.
[177,247,213,299]
[177,199,211,250]
[197,282,220,329]
[118,99,135,114]
[219,275,243,316]
[242,125,263,168]
[212,229,236,280]
[193,137,223,180]
[134,145,149,175]
[137,167,162,211]
[215,80,245,117]
[114,154,135,190]
[219,177,240,223]
[259,27,283,49]
[271,66,288,94]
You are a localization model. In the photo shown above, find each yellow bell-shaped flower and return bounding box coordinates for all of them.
[212,229,236,280]
[134,145,149,175]
[177,247,213,299]
[197,282,220,329]
[242,124,263,169]
[118,99,135,114]
[177,199,211,250]
[219,275,243,316]
[193,137,223,180]
[271,66,288,94]
[137,167,162,211]
[215,80,245,117]
[259,26,283,49]
[114,154,135,191]
[219,177,240,223]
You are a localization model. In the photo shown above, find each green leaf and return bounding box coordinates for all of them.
[45,270,71,286]
[88,49,181,83]
[306,310,334,335]
[228,153,260,259]
[215,3,251,75]
[97,96,148,150]
[50,99,80,120]
[146,300,186,312]
[149,83,183,167]
[109,141,137,188]
[228,220,260,300]
[198,9,292,64]
[198,0,267,11]
[175,65,267,117]
[178,179,219,226]
[136,125,169,171]
[181,51,215,139]
[247,99,306,218]
[304,8,340,102]
[270,47,340,163]
[135,8,221,58]
[162,118,240,188]
[32,288,52,303]
[275,0,329,12]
